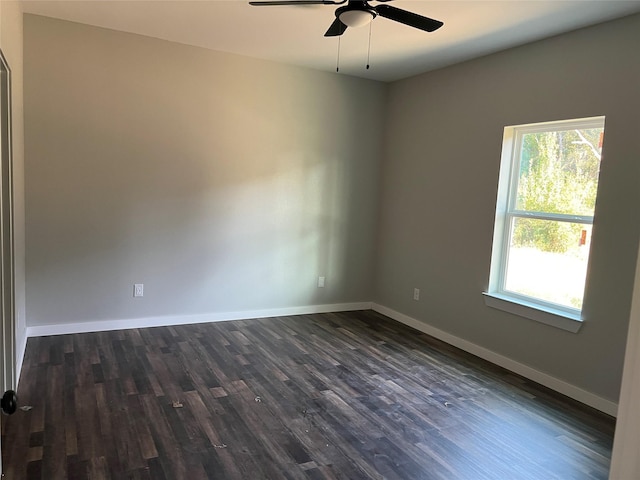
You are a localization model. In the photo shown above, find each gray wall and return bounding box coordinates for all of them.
[24,15,387,326]
[375,14,640,402]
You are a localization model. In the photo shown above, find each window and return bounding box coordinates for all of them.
[484,117,605,332]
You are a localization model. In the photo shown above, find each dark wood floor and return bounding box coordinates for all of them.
[2,310,615,479]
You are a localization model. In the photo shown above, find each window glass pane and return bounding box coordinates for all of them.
[515,127,603,216]
[504,217,592,310]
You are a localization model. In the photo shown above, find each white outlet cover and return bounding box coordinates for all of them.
[134,284,144,297]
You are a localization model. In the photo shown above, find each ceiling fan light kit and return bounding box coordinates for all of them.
[337,6,376,28]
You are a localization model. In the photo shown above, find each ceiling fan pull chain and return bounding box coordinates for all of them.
[366,21,372,70]
[336,36,341,73]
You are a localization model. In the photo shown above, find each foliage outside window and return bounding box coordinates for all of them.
[487,117,605,319]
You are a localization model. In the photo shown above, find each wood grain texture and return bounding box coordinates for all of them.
[1,310,615,479]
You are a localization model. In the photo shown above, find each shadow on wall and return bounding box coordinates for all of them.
[28,141,362,323]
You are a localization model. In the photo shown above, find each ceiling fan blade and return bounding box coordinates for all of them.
[249,0,343,5]
[375,4,443,32]
[324,17,347,37]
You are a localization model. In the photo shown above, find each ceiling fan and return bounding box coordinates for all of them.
[248,0,444,37]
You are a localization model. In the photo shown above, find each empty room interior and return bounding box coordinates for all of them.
[1,1,640,478]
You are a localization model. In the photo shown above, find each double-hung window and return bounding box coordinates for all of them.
[484,117,605,332]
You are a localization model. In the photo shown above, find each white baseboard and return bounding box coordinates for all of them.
[25,302,373,338]
[372,303,618,417]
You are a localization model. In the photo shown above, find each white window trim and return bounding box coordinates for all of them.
[483,293,582,333]
[484,116,605,333]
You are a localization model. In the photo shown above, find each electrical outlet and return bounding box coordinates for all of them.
[318,276,325,288]
[413,288,420,301]
[134,283,144,297]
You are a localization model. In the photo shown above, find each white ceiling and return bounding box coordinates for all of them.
[21,0,640,82]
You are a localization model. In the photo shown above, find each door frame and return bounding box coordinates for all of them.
[0,46,16,475]
[0,47,15,394]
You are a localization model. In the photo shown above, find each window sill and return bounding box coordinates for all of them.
[482,292,583,333]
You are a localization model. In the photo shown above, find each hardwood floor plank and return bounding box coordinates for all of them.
[43,364,67,478]
[2,310,616,479]
[66,454,88,480]
[139,393,188,479]
[129,395,159,461]
[26,459,43,480]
